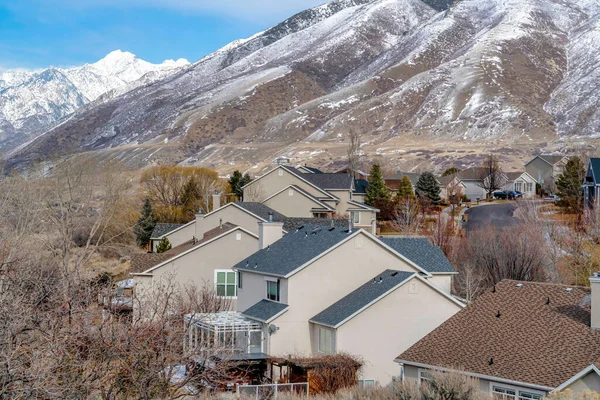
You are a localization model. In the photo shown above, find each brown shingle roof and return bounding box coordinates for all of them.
[397,280,600,389]
[504,171,524,181]
[130,223,238,274]
[457,167,488,180]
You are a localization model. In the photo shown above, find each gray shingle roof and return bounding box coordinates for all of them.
[285,167,353,190]
[233,202,346,232]
[233,225,355,277]
[379,237,456,273]
[242,300,289,323]
[301,166,323,174]
[151,223,185,239]
[235,202,287,222]
[385,172,422,185]
[311,270,415,327]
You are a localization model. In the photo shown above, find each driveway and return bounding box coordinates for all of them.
[463,203,519,233]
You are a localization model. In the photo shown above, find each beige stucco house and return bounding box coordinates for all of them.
[525,154,568,193]
[438,175,467,203]
[185,224,461,385]
[505,171,537,199]
[242,165,378,233]
[397,278,600,397]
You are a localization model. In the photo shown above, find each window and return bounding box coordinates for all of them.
[514,181,522,192]
[266,280,280,301]
[358,380,375,388]
[237,272,243,289]
[215,270,237,298]
[418,369,433,386]
[492,385,543,400]
[318,328,334,354]
[353,211,360,224]
[526,182,534,192]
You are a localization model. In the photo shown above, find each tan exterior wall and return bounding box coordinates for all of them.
[507,174,537,199]
[263,187,323,218]
[426,275,453,294]
[137,229,259,313]
[152,222,195,252]
[526,158,554,188]
[335,278,462,385]
[237,271,290,312]
[244,168,329,202]
[203,205,263,235]
[266,232,424,356]
[566,371,600,392]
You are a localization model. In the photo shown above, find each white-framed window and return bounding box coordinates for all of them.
[418,369,433,386]
[318,327,334,354]
[491,384,544,400]
[514,181,523,192]
[215,270,237,298]
[526,182,534,192]
[237,271,243,290]
[353,211,360,224]
[266,280,280,302]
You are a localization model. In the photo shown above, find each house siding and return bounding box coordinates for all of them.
[244,168,329,202]
[137,229,259,313]
[152,223,195,252]
[565,371,600,392]
[266,232,425,356]
[335,278,462,385]
[462,180,487,202]
[203,205,263,235]
[263,188,324,218]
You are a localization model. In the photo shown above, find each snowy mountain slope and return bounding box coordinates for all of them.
[0,51,189,153]
[7,0,600,173]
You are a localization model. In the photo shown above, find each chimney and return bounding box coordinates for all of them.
[212,192,221,212]
[195,208,205,241]
[591,272,600,329]
[258,213,283,250]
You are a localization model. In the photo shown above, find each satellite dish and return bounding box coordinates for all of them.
[268,324,279,334]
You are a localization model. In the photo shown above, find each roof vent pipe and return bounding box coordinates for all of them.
[268,212,274,223]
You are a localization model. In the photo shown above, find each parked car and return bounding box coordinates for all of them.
[544,195,561,203]
[493,191,508,200]
[507,191,521,200]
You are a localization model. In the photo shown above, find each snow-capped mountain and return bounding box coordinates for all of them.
[0,50,189,152]
[6,0,600,173]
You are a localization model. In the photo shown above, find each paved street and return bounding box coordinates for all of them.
[463,203,519,233]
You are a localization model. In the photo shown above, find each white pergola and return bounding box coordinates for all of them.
[184,312,264,355]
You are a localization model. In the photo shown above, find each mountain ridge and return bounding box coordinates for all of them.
[5,0,600,174]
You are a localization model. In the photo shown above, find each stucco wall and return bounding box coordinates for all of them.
[426,275,453,294]
[244,168,329,201]
[526,158,553,187]
[263,187,322,218]
[203,205,263,235]
[335,278,462,385]
[266,232,425,356]
[152,222,195,252]
[462,181,487,202]
[138,229,259,312]
[566,371,600,392]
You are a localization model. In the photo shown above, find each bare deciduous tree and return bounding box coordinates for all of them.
[395,196,423,235]
[476,154,507,199]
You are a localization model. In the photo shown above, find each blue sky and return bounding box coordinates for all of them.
[0,0,326,71]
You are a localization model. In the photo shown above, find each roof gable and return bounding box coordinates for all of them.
[397,280,600,389]
[242,299,289,323]
[243,166,335,200]
[150,223,186,239]
[263,185,336,211]
[379,237,456,274]
[285,166,353,190]
[310,270,415,328]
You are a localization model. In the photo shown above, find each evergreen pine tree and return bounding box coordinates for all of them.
[415,172,441,205]
[156,237,172,253]
[229,170,253,199]
[556,156,585,214]
[133,199,156,248]
[397,176,415,198]
[365,164,390,205]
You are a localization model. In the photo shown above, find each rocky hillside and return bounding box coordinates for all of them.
[6,0,600,174]
[0,51,189,153]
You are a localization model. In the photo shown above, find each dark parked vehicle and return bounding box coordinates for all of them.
[507,191,521,200]
[493,191,508,200]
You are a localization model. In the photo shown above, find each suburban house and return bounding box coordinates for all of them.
[242,165,378,233]
[457,167,506,201]
[525,154,568,192]
[384,172,425,193]
[185,224,461,385]
[438,175,467,203]
[132,219,261,312]
[584,158,600,209]
[396,278,600,397]
[504,171,537,199]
